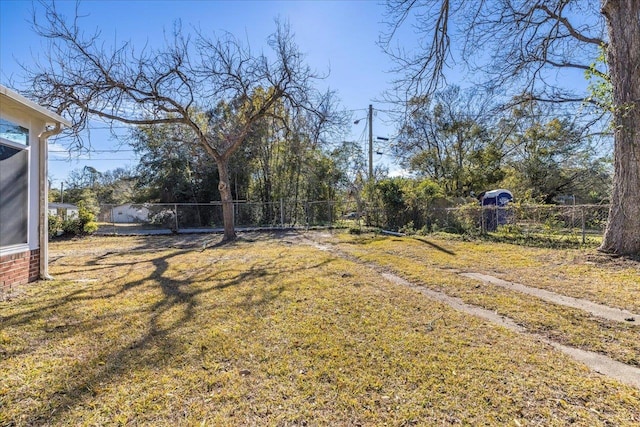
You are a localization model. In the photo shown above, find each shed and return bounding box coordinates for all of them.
[48,202,79,220]
[111,204,151,223]
[0,85,70,291]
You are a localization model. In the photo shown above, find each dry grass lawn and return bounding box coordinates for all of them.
[323,232,640,367]
[1,231,639,426]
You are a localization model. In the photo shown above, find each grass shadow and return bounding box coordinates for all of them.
[413,237,457,256]
[1,232,330,424]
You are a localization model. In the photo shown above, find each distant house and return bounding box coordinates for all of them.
[111,204,151,223]
[0,85,70,292]
[48,202,79,221]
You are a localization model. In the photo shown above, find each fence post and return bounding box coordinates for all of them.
[581,207,586,244]
[110,205,116,235]
[174,204,179,232]
[280,199,284,228]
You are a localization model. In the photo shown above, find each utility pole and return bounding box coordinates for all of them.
[368,104,373,181]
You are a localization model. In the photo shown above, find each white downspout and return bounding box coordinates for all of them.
[38,123,63,280]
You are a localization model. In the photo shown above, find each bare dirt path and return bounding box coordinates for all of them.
[301,233,640,389]
[382,270,640,389]
[459,272,639,323]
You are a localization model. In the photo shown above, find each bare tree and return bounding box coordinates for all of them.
[25,1,327,241]
[381,0,639,255]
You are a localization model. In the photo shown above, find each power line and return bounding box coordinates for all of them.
[50,158,139,161]
[49,149,137,153]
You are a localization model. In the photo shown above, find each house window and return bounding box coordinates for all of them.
[0,118,29,146]
[0,119,29,248]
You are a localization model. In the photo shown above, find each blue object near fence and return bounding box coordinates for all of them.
[481,189,513,231]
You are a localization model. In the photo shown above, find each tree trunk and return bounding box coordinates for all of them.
[216,158,237,241]
[599,0,640,255]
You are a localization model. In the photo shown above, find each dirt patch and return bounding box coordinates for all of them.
[580,252,640,270]
[460,272,639,323]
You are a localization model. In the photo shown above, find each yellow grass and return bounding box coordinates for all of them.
[0,232,638,425]
[331,232,640,311]
[326,233,640,366]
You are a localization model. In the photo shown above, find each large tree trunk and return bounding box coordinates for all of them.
[599,0,640,256]
[216,158,237,241]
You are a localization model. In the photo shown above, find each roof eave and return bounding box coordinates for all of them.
[0,84,72,127]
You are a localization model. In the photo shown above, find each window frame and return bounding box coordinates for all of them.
[0,117,30,146]
[0,126,31,256]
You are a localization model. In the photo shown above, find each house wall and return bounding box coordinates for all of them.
[0,104,46,290]
[48,206,79,221]
[1,85,69,292]
[0,249,39,296]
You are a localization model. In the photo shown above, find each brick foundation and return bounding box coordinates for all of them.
[0,248,40,295]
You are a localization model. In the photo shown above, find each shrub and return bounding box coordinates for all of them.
[399,221,416,235]
[437,204,482,235]
[495,223,524,237]
[61,217,81,235]
[77,205,98,234]
[48,214,63,239]
[59,205,99,237]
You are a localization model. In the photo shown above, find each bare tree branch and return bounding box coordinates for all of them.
[25,1,334,240]
[382,0,606,105]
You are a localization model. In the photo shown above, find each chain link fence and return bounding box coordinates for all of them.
[97,201,610,243]
[97,200,343,234]
[419,204,610,243]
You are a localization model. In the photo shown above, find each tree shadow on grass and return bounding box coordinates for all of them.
[0,233,332,424]
[413,237,457,256]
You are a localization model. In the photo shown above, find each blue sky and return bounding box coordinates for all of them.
[1,0,404,185]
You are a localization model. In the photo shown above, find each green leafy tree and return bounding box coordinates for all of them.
[95,168,138,205]
[62,204,98,236]
[243,87,348,223]
[47,214,63,238]
[48,185,61,203]
[49,188,99,237]
[394,87,504,196]
[371,177,446,231]
[500,102,609,203]
[375,178,406,230]
[130,122,220,203]
[56,167,137,207]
